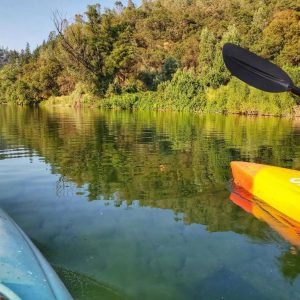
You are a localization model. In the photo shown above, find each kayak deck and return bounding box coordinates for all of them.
[231,161,300,222]
[0,208,72,300]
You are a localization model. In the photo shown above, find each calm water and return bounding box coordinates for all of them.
[1,105,300,300]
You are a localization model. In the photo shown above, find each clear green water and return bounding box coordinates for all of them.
[1,105,300,300]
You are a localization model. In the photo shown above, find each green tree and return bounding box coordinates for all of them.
[198,27,217,85]
[260,10,300,65]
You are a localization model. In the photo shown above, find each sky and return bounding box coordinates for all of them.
[0,0,141,51]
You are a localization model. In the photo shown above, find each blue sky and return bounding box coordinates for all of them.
[0,0,141,51]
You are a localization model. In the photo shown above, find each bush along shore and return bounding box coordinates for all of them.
[0,0,299,116]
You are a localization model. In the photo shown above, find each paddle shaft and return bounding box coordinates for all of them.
[290,86,300,96]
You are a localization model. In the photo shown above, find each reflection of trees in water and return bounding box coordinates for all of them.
[278,248,300,282]
[1,106,300,280]
[56,175,77,198]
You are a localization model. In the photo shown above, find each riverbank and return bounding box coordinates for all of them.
[41,75,298,117]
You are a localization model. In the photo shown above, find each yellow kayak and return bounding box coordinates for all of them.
[231,161,300,222]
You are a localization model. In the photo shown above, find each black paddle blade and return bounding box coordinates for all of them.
[222,43,294,93]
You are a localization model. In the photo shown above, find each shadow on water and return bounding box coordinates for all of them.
[33,238,130,299]
[191,266,265,300]
[1,105,300,299]
[54,266,130,300]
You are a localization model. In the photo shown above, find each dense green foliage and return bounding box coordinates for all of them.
[0,0,299,115]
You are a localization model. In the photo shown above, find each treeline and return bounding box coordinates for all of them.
[0,47,21,68]
[0,0,299,115]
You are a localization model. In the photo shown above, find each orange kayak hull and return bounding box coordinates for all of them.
[231,161,300,222]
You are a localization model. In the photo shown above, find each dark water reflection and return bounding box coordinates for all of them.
[1,105,300,299]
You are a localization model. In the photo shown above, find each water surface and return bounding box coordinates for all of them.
[1,105,300,299]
